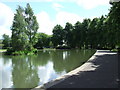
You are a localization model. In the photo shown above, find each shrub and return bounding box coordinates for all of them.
[5,47,15,55]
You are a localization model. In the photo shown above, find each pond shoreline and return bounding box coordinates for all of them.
[50,50,118,88]
[33,50,118,89]
[33,50,98,89]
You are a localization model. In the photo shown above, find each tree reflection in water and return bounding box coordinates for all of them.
[1,49,96,88]
[12,55,39,88]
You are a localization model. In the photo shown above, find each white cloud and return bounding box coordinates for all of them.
[0,2,14,38]
[37,61,55,84]
[36,11,54,35]
[76,0,110,9]
[52,3,64,11]
[0,2,83,38]
[0,27,12,38]
[55,11,83,27]
[0,0,53,2]
[36,11,83,35]
[42,0,110,10]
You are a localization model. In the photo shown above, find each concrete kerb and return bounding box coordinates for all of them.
[33,50,106,90]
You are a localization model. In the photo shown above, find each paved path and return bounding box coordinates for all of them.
[46,50,119,89]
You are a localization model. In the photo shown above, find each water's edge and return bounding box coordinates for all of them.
[33,50,97,90]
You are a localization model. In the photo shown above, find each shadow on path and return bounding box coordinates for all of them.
[48,51,119,88]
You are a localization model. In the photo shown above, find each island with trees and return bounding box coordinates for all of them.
[1,2,120,55]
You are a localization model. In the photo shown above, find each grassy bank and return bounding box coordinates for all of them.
[111,49,118,52]
[0,49,7,52]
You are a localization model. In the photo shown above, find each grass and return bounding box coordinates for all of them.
[44,48,56,50]
[111,49,118,52]
[0,49,7,52]
[37,48,56,51]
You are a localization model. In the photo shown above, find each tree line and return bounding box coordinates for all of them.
[2,2,120,54]
[52,2,120,49]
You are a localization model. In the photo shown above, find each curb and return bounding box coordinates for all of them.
[33,50,98,90]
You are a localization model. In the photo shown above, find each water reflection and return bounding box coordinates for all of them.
[0,53,13,89]
[11,56,39,88]
[1,49,96,88]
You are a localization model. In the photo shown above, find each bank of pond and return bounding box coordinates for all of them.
[1,49,96,89]
[3,45,118,56]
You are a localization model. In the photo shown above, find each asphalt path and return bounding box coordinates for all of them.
[47,50,119,89]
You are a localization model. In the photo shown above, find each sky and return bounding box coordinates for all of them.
[0,0,112,39]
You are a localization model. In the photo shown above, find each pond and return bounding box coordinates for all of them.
[0,49,96,89]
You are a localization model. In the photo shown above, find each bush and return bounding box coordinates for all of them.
[12,51,25,55]
[5,47,15,55]
[5,47,38,55]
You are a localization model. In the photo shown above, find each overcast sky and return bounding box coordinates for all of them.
[0,0,111,39]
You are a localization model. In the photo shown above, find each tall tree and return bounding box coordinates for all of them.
[25,3,39,50]
[82,19,91,49]
[73,21,82,48]
[96,15,107,49]
[88,18,99,49]
[52,25,64,47]
[11,4,39,52]
[64,22,73,47]
[108,2,120,48]
[11,6,29,51]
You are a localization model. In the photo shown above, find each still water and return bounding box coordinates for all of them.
[0,49,96,89]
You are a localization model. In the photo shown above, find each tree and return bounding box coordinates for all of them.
[25,3,39,50]
[107,2,120,48]
[34,33,51,49]
[64,22,74,47]
[11,6,29,51]
[82,19,91,49]
[88,18,99,49]
[52,25,64,47]
[12,56,39,88]
[10,3,39,53]
[73,21,82,48]
[96,15,107,49]
[2,34,11,49]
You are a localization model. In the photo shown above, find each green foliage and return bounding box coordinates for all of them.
[6,47,38,55]
[73,21,83,48]
[64,22,74,47]
[51,3,120,50]
[11,6,29,51]
[8,3,39,55]
[5,47,15,55]
[108,2,120,48]
[52,24,64,47]
[25,3,39,50]
[34,33,51,49]
[5,2,120,54]
[2,34,11,49]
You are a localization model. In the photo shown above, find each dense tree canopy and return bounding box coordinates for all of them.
[64,22,74,47]
[10,3,38,54]
[11,6,29,51]
[52,24,64,47]
[51,1,120,49]
[25,3,39,50]
[2,34,11,49]
[108,2,120,48]
[34,33,51,49]
[2,2,120,54]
